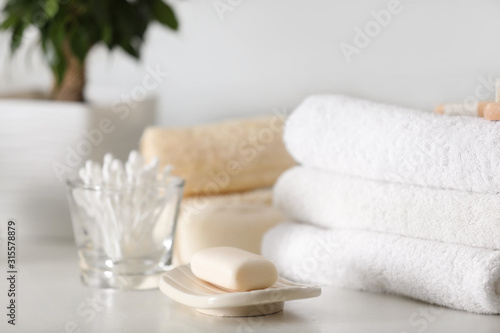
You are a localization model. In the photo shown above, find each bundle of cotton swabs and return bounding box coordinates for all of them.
[79,151,172,189]
[73,150,174,262]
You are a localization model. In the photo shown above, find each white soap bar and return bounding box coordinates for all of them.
[191,247,279,291]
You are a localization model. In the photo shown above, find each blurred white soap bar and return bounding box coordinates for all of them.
[191,247,278,291]
[173,189,284,266]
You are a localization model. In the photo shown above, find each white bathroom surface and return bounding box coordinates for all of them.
[1,239,500,333]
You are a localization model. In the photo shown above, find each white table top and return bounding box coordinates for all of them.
[2,239,500,333]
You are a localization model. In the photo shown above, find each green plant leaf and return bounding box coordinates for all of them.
[44,0,59,19]
[69,31,90,62]
[52,55,67,85]
[152,0,178,30]
[10,21,27,54]
[0,14,20,30]
[51,45,66,85]
[48,21,64,51]
[102,25,112,47]
[120,40,140,59]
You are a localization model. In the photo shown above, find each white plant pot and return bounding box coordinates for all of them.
[0,96,156,239]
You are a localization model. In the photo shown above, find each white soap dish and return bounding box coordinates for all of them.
[159,264,321,317]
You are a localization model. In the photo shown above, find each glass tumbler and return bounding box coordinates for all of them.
[65,176,184,290]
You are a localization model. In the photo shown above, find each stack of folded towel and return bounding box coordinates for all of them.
[141,116,295,265]
[262,95,500,314]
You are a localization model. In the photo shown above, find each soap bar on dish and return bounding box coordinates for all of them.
[191,247,279,291]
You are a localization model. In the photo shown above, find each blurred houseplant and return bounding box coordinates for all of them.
[0,0,179,239]
[0,0,178,101]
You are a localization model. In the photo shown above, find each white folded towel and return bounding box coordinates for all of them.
[284,95,500,193]
[262,222,500,314]
[274,166,500,250]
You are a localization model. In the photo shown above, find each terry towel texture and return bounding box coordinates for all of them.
[284,95,500,193]
[262,222,500,314]
[265,94,500,314]
[275,166,500,250]
[141,116,296,197]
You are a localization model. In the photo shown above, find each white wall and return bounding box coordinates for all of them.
[2,0,500,126]
[1,0,499,239]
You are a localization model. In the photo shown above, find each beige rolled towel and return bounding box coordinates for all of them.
[140,116,295,197]
[173,188,285,265]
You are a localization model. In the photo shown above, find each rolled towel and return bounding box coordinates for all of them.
[173,189,285,265]
[262,222,500,314]
[141,116,295,196]
[284,95,500,193]
[274,166,500,250]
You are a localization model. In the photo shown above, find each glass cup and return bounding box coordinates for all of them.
[65,176,184,290]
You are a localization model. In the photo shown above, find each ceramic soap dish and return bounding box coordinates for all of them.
[159,264,321,317]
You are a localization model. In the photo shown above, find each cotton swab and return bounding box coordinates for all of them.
[434,101,489,117]
[73,150,174,262]
[434,78,500,120]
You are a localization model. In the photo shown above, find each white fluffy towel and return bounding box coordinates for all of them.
[274,166,500,250]
[262,222,500,314]
[284,95,500,193]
